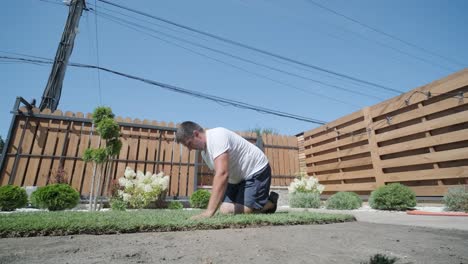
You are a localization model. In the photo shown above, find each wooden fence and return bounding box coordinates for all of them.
[0,103,300,198]
[0,107,197,198]
[303,69,468,196]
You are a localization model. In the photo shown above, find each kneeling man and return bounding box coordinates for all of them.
[176,121,278,219]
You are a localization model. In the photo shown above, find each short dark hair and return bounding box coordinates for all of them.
[175,121,204,143]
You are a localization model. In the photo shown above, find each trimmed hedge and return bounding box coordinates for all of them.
[31,184,80,211]
[0,185,28,211]
[326,192,362,210]
[369,183,416,211]
[443,186,468,212]
[289,192,321,208]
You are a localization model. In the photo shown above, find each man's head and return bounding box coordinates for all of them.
[175,121,206,150]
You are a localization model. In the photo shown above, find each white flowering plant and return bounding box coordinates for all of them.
[288,173,325,194]
[117,167,170,209]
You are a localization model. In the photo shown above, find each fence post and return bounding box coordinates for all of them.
[0,98,22,183]
[362,107,385,188]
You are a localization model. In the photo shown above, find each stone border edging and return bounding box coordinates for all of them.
[407,210,468,217]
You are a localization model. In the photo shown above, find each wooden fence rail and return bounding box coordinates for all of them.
[303,68,468,196]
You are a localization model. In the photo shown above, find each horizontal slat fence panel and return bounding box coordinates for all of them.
[307,156,372,174]
[307,144,370,164]
[385,167,468,182]
[376,111,468,142]
[303,68,468,196]
[380,148,468,168]
[317,169,375,182]
[304,132,368,155]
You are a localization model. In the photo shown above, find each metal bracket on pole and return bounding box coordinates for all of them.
[386,116,392,125]
[456,91,464,103]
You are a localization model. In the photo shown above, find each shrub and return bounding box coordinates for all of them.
[110,197,127,211]
[190,189,211,209]
[96,117,120,139]
[289,192,321,208]
[288,173,324,194]
[168,200,184,210]
[31,184,80,211]
[117,167,169,209]
[443,185,468,212]
[0,185,28,211]
[369,183,416,210]
[92,106,114,124]
[326,191,362,210]
[50,166,67,184]
[361,254,398,264]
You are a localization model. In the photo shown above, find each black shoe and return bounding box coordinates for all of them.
[265,192,279,214]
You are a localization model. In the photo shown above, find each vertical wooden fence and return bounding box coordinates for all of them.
[304,69,468,196]
[0,104,197,198]
[0,101,301,198]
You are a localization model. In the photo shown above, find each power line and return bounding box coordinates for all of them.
[245,0,454,73]
[92,8,383,101]
[92,11,360,108]
[86,1,382,96]
[37,0,64,7]
[97,0,404,94]
[305,0,466,69]
[85,1,216,45]
[0,55,328,125]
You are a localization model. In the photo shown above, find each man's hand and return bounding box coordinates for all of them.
[191,210,215,220]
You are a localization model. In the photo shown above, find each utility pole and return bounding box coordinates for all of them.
[39,0,87,111]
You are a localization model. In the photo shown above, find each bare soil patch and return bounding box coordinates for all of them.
[1,222,467,264]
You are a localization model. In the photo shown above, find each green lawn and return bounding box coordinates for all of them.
[0,209,355,238]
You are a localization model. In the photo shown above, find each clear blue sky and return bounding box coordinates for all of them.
[1,0,467,139]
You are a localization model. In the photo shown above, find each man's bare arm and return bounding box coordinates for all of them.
[193,152,229,218]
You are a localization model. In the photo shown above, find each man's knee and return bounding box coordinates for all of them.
[219,203,235,214]
[219,202,254,214]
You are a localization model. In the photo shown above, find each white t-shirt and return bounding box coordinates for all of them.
[201,127,269,184]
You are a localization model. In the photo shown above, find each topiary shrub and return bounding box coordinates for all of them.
[0,185,28,211]
[190,189,211,209]
[31,184,80,211]
[369,183,416,210]
[289,192,321,208]
[326,191,362,210]
[168,200,184,210]
[443,185,468,212]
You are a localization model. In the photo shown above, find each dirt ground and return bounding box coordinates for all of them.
[0,222,467,264]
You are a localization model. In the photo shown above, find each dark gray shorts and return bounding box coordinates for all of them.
[223,164,271,209]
